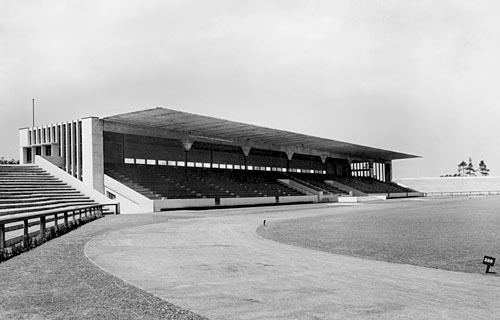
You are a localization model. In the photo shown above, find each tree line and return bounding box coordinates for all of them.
[441,157,490,177]
[0,157,20,164]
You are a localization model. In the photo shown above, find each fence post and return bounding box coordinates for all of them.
[0,224,5,250]
[40,216,46,240]
[54,214,58,232]
[23,219,29,247]
[64,212,69,228]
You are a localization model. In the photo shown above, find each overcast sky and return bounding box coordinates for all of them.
[1,0,499,178]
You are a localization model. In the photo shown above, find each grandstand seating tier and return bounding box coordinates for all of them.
[0,165,99,217]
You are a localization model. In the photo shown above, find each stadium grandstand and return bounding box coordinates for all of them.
[17,107,421,213]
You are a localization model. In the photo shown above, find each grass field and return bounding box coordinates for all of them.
[258,196,500,275]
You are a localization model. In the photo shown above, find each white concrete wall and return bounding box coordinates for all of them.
[395,176,500,193]
[220,197,276,206]
[279,195,318,203]
[81,117,105,193]
[42,156,64,168]
[154,198,215,211]
[104,174,154,214]
[34,156,118,212]
[18,128,29,164]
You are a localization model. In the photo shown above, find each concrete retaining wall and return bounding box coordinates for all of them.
[278,179,318,195]
[395,176,500,193]
[220,197,276,206]
[279,195,318,203]
[154,198,215,210]
[324,180,366,196]
[35,156,118,213]
[104,174,153,214]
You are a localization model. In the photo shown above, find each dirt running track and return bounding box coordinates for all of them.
[85,203,500,319]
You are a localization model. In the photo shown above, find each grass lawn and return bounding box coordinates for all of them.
[258,196,500,275]
[0,214,208,320]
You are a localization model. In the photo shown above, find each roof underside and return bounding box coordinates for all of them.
[103,107,418,161]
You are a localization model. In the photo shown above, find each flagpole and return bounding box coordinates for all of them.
[32,98,35,127]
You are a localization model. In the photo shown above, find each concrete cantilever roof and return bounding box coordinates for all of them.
[103,107,419,161]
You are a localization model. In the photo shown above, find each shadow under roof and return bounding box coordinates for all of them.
[103,107,419,161]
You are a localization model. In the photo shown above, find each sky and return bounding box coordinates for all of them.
[1,0,499,178]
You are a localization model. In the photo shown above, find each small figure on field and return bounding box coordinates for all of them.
[263,219,266,226]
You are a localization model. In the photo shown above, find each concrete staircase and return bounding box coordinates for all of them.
[0,165,99,217]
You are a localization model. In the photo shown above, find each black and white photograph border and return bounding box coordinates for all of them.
[1,1,500,319]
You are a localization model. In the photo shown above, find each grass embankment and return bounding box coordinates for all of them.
[0,214,209,320]
[258,196,500,275]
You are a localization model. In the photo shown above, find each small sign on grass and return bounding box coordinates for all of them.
[483,256,495,273]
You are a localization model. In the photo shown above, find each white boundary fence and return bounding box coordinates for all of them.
[423,191,500,197]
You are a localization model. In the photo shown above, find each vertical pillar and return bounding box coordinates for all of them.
[385,162,392,182]
[23,219,29,247]
[320,155,328,174]
[59,124,64,159]
[70,121,76,177]
[181,139,193,180]
[210,150,214,168]
[65,122,71,173]
[76,120,81,180]
[241,146,251,171]
[285,150,294,173]
[81,117,105,193]
[18,128,29,164]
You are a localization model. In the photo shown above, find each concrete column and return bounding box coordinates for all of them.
[70,121,76,176]
[385,162,392,182]
[285,150,294,172]
[18,128,29,164]
[65,122,71,173]
[81,117,105,193]
[181,139,193,152]
[241,146,251,157]
[59,124,64,160]
[241,146,251,171]
[76,120,81,180]
[320,155,328,174]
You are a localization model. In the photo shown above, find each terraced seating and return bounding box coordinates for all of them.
[332,176,413,194]
[105,164,305,199]
[287,173,348,195]
[0,165,99,217]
